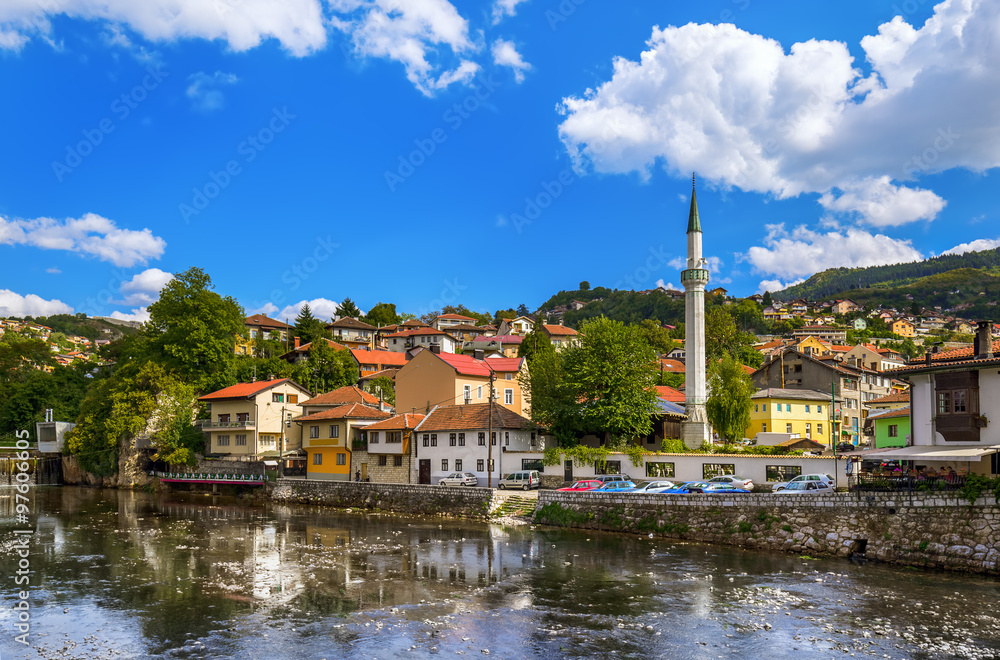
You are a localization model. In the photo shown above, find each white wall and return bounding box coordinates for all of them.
[415,428,540,485]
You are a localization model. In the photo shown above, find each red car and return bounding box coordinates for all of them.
[557,479,603,491]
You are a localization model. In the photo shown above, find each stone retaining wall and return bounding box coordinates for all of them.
[271,479,498,519]
[536,490,1000,574]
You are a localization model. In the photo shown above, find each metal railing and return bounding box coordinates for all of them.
[850,473,967,492]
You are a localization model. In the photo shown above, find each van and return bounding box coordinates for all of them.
[498,470,540,490]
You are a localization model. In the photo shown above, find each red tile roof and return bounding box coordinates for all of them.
[415,403,531,432]
[359,368,399,381]
[923,340,1000,362]
[199,378,293,401]
[296,403,390,422]
[244,314,291,330]
[302,386,380,407]
[483,357,524,372]
[659,358,685,372]
[542,324,578,336]
[327,316,376,331]
[655,385,685,402]
[872,406,910,420]
[350,349,409,368]
[869,391,910,405]
[384,327,453,338]
[364,413,425,431]
[288,338,348,354]
[437,352,493,376]
[435,313,477,321]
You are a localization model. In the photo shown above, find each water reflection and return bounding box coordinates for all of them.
[2,487,1000,659]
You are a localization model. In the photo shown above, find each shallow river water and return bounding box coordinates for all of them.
[3,487,1000,659]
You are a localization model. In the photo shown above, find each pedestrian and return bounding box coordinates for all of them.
[355,470,360,482]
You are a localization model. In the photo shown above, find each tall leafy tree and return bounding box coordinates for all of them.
[706,355,755,448]
[364,376,396,406]
[337,297,363,319]
[517,327,554,363]
[364,302,400,327]
[293,303,328,347]
[637,319,677,355]
[301,339,358,393]
[761,291,772,307]
[706,307,759,367]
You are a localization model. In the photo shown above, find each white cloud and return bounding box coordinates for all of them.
[492,0,529,24]
[186,71,239,113]
[668,255,723,273]
[0,289,73,317]
[757,278,805,294]
[655,279,677,291]
[275,298,343,322]
[110,307,151,323]
[0,0,329,57]
[46,268,61,274]
[558,1,1000,226]
[331,0,480,95]
[0,213,165,267]
[491,38,530,83]
[119,267,173,305]
[942,238,1000,256]
[745,224,923,281]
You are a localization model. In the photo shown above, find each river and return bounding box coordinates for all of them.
[2,487,1000,659]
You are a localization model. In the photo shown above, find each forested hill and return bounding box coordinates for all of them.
[773,247,1000,301]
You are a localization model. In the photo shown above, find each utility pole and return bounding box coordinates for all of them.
[279,404,285,478]
[831,379,837,453]
[487,372,496,488]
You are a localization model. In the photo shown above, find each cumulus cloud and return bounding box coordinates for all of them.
[942,238,1000,256]
[745,224,923,282]
[0,213,165,267]
[186,71,239,113]
[331,0,480,95]
[757,278,805,294]
[558,1,1000,226]
[0,289,73,317]
[273,298,343,322]
[492,0,529,24]
[491,38,530,83]
[0,0,329,56]
[46,268,61,274]
[119,267,173,305]
[110,307,151,323]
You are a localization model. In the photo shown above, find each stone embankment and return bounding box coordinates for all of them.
[534,490,1000,574]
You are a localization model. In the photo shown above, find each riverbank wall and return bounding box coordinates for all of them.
[535,490,1000,574]
[0,453,63,485]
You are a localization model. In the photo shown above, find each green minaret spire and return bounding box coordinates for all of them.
[687,173,701,234]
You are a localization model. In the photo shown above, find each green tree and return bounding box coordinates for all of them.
[637,319,677,355]
[706,355,755,448]
[293,303,328,347]
[364,376,396,406]
[579,281,591,291]
[144,267,245,392]
[364,302,400,327]
[337,297,363,319]
[517,327,554,364]
[300,339,358,393]
[762,291,772,307]
[705,307,757,363]
[493,308,517,326]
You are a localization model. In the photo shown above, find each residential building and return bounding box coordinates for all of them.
[868,406,911,449]
[384,327,458,354]
[464,334,523,358]
[326,317,377,349]
[412,402,538,486]
[198,379,311,459]
[350,348,409,377]
[447,324,492,343]
[792,325,847,344]
[297,403,390,481]
[431,313,478,331]
[395,349,529,417]
[539,324,580,350]
[794,335,831,357]
[279,337,349,364]
[853,318,867,331]
[299,385,392,415]
[748,388,837,447]
[844,343,905,372]
[497,316,534,336]
[236,314,291,356]
[832,299,859,315]
[893,319,915,337]
[353,413,425,483]
[867,390,910,411]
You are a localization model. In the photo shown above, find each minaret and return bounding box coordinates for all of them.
[681,174,710,450]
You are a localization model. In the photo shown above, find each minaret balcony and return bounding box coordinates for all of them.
[681,268,710,283]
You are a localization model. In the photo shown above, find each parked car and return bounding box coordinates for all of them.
[679,480,714,493]
[438,472,479,487]
[557,479,603,492]
[595,475,630,484]
[627,480,677,493]
[498,470,540,490]
[662,484,696,494]
[708,475,754,490]
[593,480,637,492]
[775,480,834,495]
[702,483,752,494]
[772,473,835,492]
[836,442,857,452]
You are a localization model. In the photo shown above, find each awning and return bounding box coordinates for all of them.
[864,444,1000,462]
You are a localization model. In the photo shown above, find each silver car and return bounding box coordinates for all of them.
[439,472,479,487]
[772,473,834,492]
[775,481,834,495]
[627,480,677,493]
[708,475,754,490]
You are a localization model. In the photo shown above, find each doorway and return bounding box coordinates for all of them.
[419,459,431,484]
[564,460,573,482]
[361,463,368,481]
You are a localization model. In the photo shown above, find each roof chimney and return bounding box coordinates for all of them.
[976,321,994,359]
[429,344,441,354]
[925,350,932,366]
[474,349,485,361]
[294,336,300,349]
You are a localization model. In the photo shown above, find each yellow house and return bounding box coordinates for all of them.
[892,319,915,337]
[540,324,581,351]
[297,403,390,481]
[235,314,291,356]
[395,349,529,417]
[197,378,311,458]
[747,388,840,447]
[793,335,830,356]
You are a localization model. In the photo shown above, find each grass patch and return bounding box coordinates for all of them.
[534,502,595,526]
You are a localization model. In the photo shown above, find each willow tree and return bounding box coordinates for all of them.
[706,355,755,447]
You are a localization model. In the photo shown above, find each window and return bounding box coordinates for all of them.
[260,435,274,446]
[888,424,899,437]
[506,373,513,380]
[505,432,509,446]
[504,389,513,405]
[458,432,465,446]
[218,414,230,423]
[478,432,486,446]
[702,463,735,478]
[464,385,471,401]
[754,404,758,413]
[491,432,497,445]
[450,433,457,446]
[387,432,401,443]
[370,432,379,444]
[646,462,675,478]
[378,455,387,466]
[766,465,801,482]
[272,393,284,403]
[237,412,249,422]
[235,434,247,446]
[522,459,544,472]
[288,394,298,404]
[336,453,346,465]
[477,459,485,472]
[431,434,438,447]
[310,426,319,439]
[762,423,767,432]
[393,456,403,467]
[423,434,430,447]
[477,386,483,399]
[786,404,792,412]
[786,423,793,433]
[762,404,767,412]
[330,425,339,438]
[805,423,811,436]
[313,453,322,465]
[441,459,449,471]
[805,405,810,413]
[217,435,230,447]
[818,423,823,435]
[595,460,622,475]
[817,405,822,414]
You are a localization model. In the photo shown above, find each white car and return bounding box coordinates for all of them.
[772,473,834,492]
[708,475,754,490]
[438,472,479,487]
[775,480,834,495]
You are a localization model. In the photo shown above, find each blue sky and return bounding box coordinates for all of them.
[1,0,998,323]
